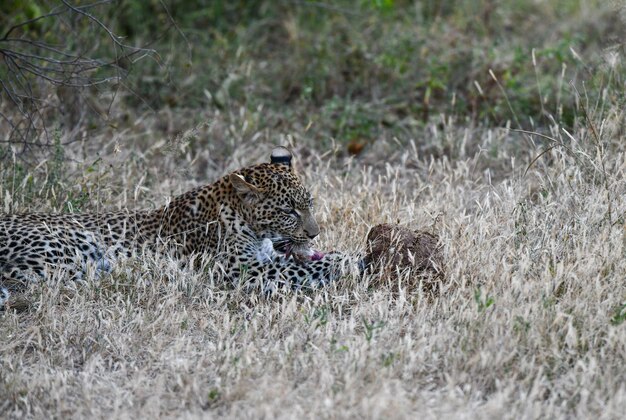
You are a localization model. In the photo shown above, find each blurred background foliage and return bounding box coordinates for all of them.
[0,0,624,157]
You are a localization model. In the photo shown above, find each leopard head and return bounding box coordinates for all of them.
[229,147,319,256]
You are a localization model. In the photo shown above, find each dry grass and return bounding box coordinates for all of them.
[1,104,626,418]
[1,2,625,416]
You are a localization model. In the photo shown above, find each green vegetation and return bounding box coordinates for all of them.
[1,0,623,158]
[1,0,625,418]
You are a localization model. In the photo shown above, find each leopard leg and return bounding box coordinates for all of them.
[0,286,9,309]
[225,242,358,293]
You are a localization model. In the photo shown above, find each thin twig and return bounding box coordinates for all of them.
[571,83,612,222]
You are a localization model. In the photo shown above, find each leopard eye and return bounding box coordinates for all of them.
[280,208,299,218]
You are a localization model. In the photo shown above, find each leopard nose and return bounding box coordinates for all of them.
[303,213,320,239]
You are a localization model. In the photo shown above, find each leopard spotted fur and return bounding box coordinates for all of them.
[0,147,354,307]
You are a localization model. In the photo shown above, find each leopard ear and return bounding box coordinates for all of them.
[270,146,292,168]
[229,173,261,205]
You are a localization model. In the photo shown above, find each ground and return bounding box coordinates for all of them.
[1,1,625,418]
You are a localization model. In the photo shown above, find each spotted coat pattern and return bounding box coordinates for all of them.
[0,148,353,305]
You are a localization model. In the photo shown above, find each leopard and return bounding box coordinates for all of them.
[0,146,357,308]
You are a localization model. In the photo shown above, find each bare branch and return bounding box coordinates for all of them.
[2,8,66,40]
[157,0,192,63]
[0,0,183,159]
[60,0,152,54]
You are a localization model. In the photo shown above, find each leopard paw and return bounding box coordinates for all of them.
[0,287,9,310]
